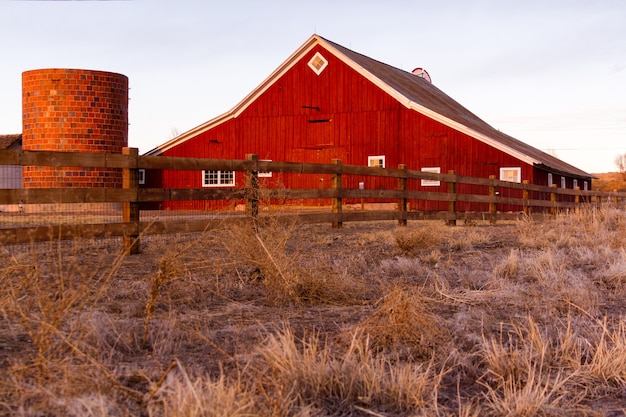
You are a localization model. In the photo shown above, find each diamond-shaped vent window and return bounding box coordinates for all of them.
[308,52,328,75]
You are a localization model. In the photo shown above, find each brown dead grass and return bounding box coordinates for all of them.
[1,208,626,416]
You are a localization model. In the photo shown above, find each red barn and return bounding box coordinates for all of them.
[145,34,592,211]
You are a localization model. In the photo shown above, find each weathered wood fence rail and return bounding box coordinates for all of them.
[1,148,625,252]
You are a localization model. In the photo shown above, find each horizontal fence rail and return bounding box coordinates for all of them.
[1,148,624,252]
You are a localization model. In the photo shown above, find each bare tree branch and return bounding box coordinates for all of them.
[615,153,626,180]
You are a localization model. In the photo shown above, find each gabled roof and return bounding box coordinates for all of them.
[146,34,591,179]
[0,134,21,150]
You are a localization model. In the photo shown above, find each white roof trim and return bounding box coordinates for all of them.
[147,34,538,165]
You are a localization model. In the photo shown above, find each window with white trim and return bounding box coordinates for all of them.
[561,176,566,188]
[202,170,235,187]
[499,167,521,183]
[258,160,272,178]
[368,155,385,168]
[421,167,441,186]
[573,179,578,189]
[138,169,145,185]
[548,173,553,187]
[583,181,588,191]
[308,52,328,75]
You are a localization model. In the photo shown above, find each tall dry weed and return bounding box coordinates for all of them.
[477,313,626,415]
[488,245,600,318]
[1,240,123,363]
[255,326,443,415]
[148,364,256,417]
[479,317,587,416]
[222,218,366,306]
[577,317,626,395]
[517,207,625,250]
[0,239,135,415]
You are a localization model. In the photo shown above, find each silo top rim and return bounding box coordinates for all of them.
[22,68,128,80]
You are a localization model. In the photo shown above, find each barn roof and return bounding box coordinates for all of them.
[0,134,21,150]
[147,34,591,179]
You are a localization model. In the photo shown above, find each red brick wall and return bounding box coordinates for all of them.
[22,68,128,188]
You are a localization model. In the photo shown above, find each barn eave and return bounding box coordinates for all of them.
[534,163,596,180]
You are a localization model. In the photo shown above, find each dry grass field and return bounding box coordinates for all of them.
[593,172,626,192]
[1,207,626,416]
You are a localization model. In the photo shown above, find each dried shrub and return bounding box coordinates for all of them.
[395,224,443,254]
[351,286,450,360]
[222,217,366,306]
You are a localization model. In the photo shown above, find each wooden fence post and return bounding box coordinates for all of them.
[447,170,457,226]
[550,184,557,217]
[245,154,259,226]
[122,147,140,255]
[522,180,530,216]
[574,186,580,214]
[331,159,342,229]
[398,164,407,226]
[591,193,597,210]
[488,175,497,224]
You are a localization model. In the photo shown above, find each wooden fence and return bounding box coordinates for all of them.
[1,148,625,253]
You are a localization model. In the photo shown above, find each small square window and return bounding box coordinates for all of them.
[421,167,441,186]
[258,160,272,178]
[138,169,145,185]
[500,167,521,183]
[308,52,328,75]
[368,155,385,168]
[202,170,235,187]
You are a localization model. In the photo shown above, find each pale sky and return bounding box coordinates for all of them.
[1,0,625,174]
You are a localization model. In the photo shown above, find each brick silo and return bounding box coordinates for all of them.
[22,68,129,189]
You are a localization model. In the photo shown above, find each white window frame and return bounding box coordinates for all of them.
[138,169,145,185]
[307,52,328,75]
[368,155,385,168]
[573,179,578,189]
[499,167,521,183]
[548,173,554,187]
[258,160,272,178]
[583,181,588,191]
[561,176,566,189]
[421,167,441,186]
[202,170,235,187]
